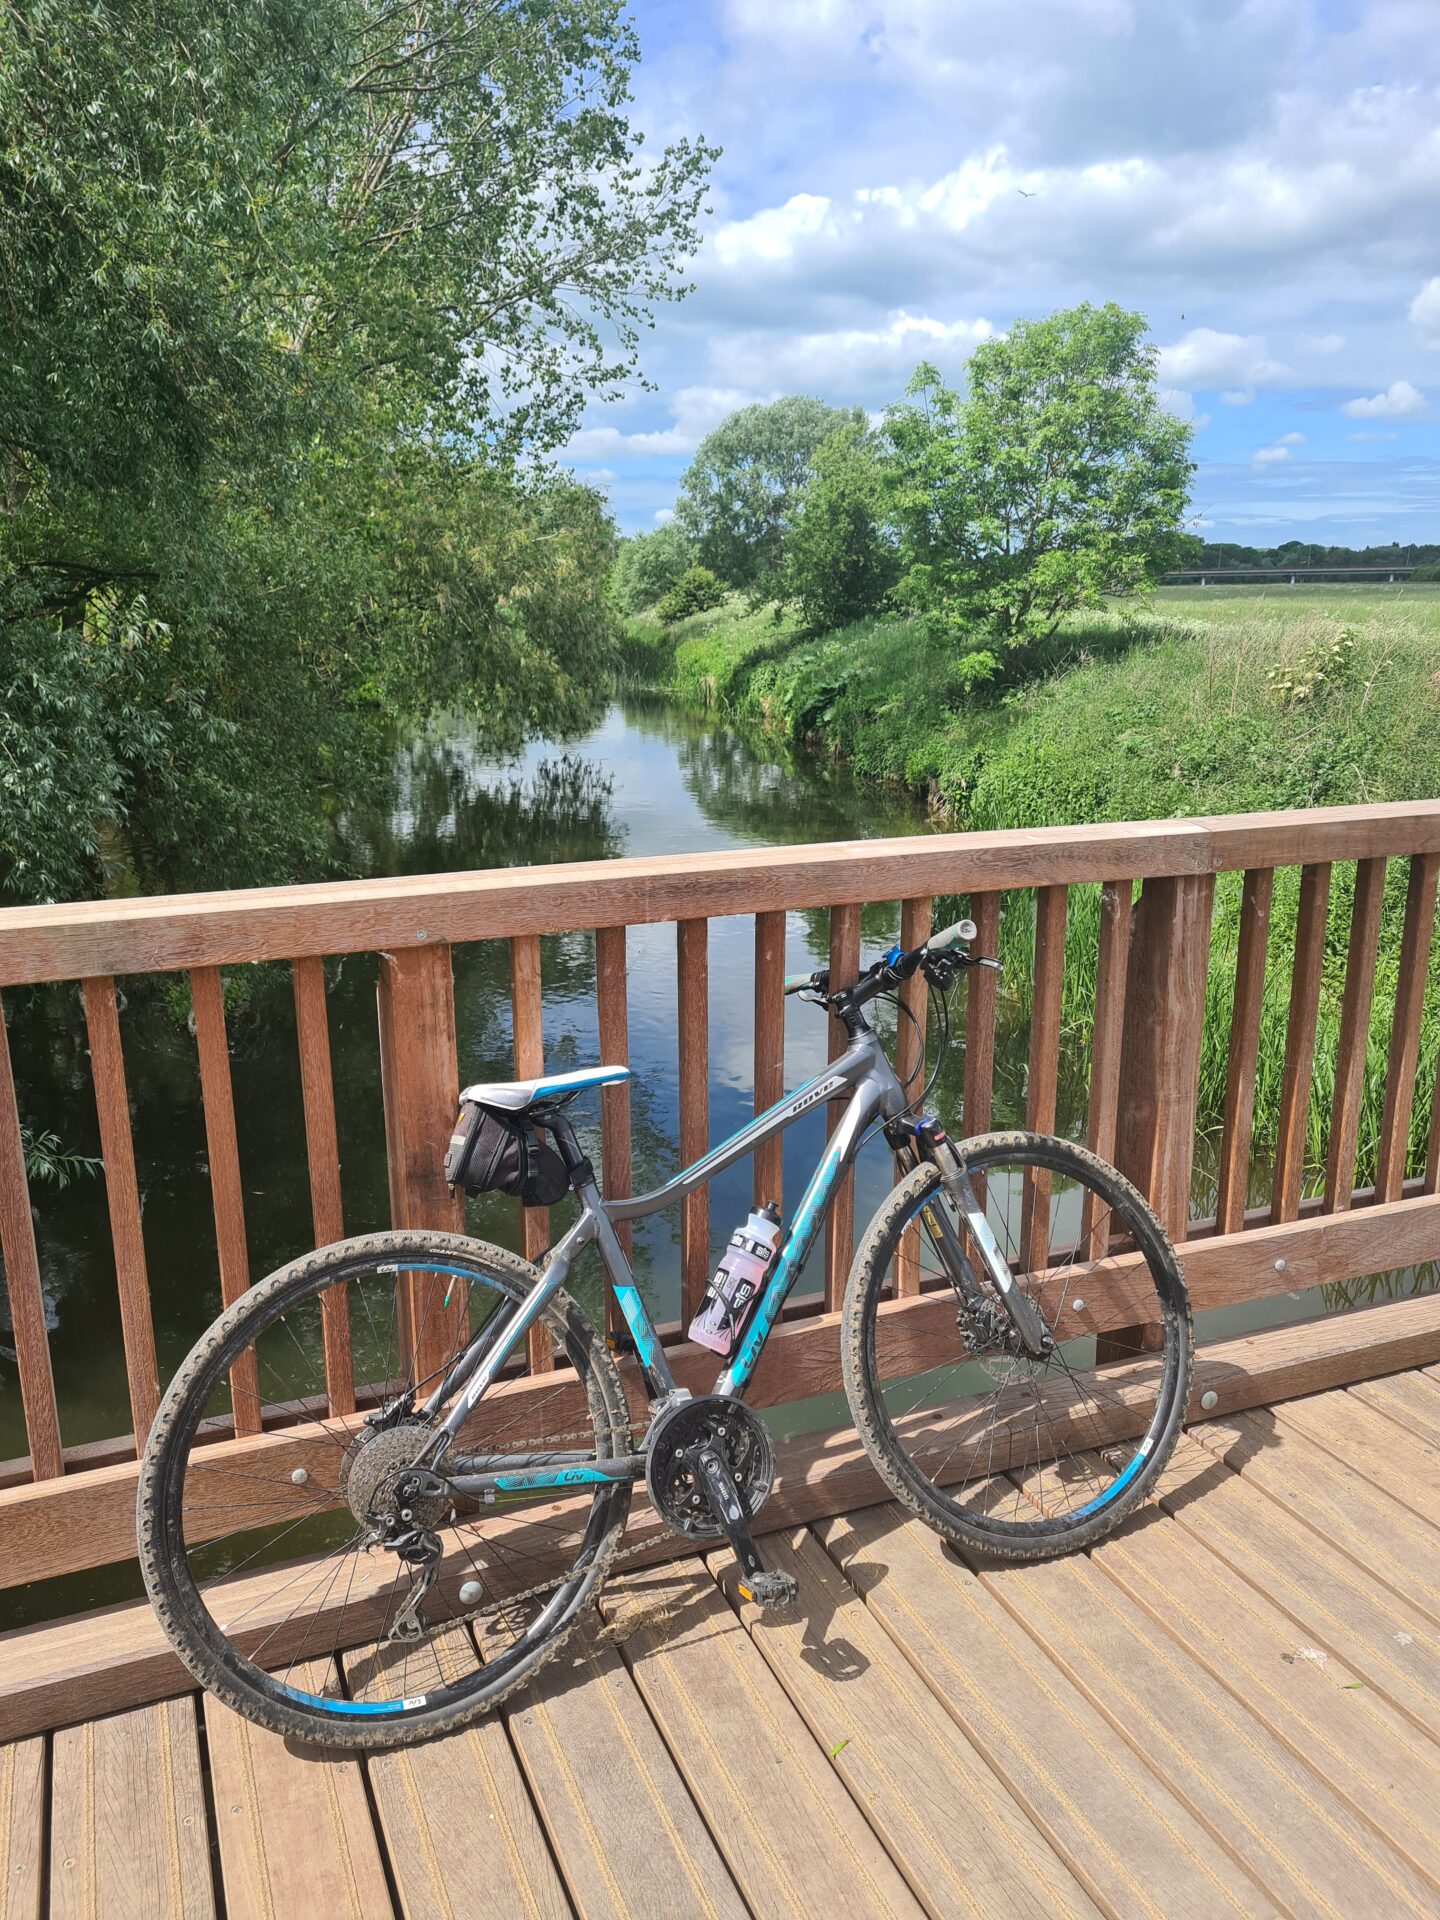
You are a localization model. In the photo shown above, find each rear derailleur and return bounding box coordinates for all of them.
[375,1466,450,1643]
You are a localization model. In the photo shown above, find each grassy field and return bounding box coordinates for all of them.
[630,584,1440,1201]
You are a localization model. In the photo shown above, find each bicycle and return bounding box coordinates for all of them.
[138,915,1191,1748]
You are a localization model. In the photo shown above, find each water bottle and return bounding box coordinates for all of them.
[688,1203,782,1356]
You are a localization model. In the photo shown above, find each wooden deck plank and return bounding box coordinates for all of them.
[1191,1408,1440,1626]
[504,1620,746,1920]
[1272,1387,1440,1526]
[0,1738,44,1920]
[342,1630,571,1920]
[1349,1370,1440,1448]
[720,1530,1100,1920]
[604,1560,923,1919]
[814,1503,1276,1919]
[978,1520,1438,1917]
[204,1662,395,1919]
[1152,1434,1440,1743]
[50,1699,214,1920]
[1096,1503,1440,1894]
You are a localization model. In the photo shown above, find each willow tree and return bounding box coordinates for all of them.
[0,2,716,899]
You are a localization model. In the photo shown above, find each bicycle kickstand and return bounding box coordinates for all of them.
[693,1445,798,1612]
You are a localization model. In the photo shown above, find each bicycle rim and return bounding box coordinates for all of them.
[139,1232,631,1741]
[845,1135,1190,1548]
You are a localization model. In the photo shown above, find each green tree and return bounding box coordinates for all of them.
[656,566,725,625]
[675,396,863,593]
[782,424,896,630]
[887,304,1192,675]
[0,2,715,901]
[608,524,697,613]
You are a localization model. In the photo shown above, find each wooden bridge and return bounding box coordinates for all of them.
[3,801,1440,1915]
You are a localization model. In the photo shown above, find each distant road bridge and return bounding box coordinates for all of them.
[1161,564,1422,585]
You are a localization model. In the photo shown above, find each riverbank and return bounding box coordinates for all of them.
[626,586,1440,1192]
[626,586,1440,827]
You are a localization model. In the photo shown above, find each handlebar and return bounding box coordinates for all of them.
[783,916,999,1009]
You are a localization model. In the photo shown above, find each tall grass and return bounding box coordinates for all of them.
[642,585,1440,1208]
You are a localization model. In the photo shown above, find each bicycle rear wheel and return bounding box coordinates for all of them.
[841,1133,1191,1557]
[138,1230,632,1748]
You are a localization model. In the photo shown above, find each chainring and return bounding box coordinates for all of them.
[645,1395,775,1539]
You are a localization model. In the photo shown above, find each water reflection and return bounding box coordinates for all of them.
[2,697,1431,1495]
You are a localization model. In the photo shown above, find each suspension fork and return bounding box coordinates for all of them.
[914,1123,1052,1358]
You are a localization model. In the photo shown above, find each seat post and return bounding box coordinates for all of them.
[545,1112,590,1179]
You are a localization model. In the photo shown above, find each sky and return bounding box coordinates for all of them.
[564,0,1440,546]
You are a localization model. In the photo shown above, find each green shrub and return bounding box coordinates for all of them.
[657,565,726,625]
[608,524,695,613]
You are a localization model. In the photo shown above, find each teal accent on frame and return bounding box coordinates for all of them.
[726,1140,843,1386]
[611,1283,661,1369]
[493,1465,613,1490]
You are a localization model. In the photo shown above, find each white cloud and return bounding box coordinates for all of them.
[1278,431,1306,445]
[1156,330,1291,393]
[1300,332,1345,355]
[710,309,994,397]
[566,386,759,460]
[712,193,835,266]
[1342,379,1426,420]
[654,507,675,524]
[1411,277,1440,346]
[1163,389,1209,432]
[1253,443,1292,465]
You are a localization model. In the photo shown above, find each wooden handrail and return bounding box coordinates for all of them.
[5,799,1440,984]
[3,796,1439,1525]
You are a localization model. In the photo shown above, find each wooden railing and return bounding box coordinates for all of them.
[3,800,1440,1605]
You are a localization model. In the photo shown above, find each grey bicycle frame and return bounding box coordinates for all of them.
[423,1021,1025,1498]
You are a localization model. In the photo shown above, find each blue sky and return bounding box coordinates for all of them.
[564,0,1440,545]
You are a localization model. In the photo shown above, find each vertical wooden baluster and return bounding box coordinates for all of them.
[894,895,932,1296]
[824,903,862,1309]
[190,966,261,1436]
[1376,852,1439,1201]
[1272,862,1332,1222]
[677,919,710,1325]
[1323,857,1387,1213]
[1107,872,1215,1361]
[1079,880,1132,1261]
[1215,869,1274,1234]
[81,976,160,1447]
[595,925,632,1335]
[0,993,63,1480]
[963,893,1002,1210]
[1020,887,1067,1274]
[753,910,786,1213]
[510,933,553,1372]
[375,945,468,1393]
[291,957,353,1415]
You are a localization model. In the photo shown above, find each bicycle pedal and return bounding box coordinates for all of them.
[736,1568,799,1612]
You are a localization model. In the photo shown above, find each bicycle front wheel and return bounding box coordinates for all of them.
[842,1133,1191,1558]
[138,1230,632,1748]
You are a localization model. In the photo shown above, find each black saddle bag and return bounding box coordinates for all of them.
[444,1100,569,1207]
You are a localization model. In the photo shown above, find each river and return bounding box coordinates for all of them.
[2,697,1420,1619]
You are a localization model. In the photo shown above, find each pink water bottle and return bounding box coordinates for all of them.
[688,1203,782,1356]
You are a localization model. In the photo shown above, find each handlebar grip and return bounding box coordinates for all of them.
[925,917,978,954]
[784,972,814,995]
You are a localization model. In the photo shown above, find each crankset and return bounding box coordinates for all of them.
[645,1395,774,1538]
